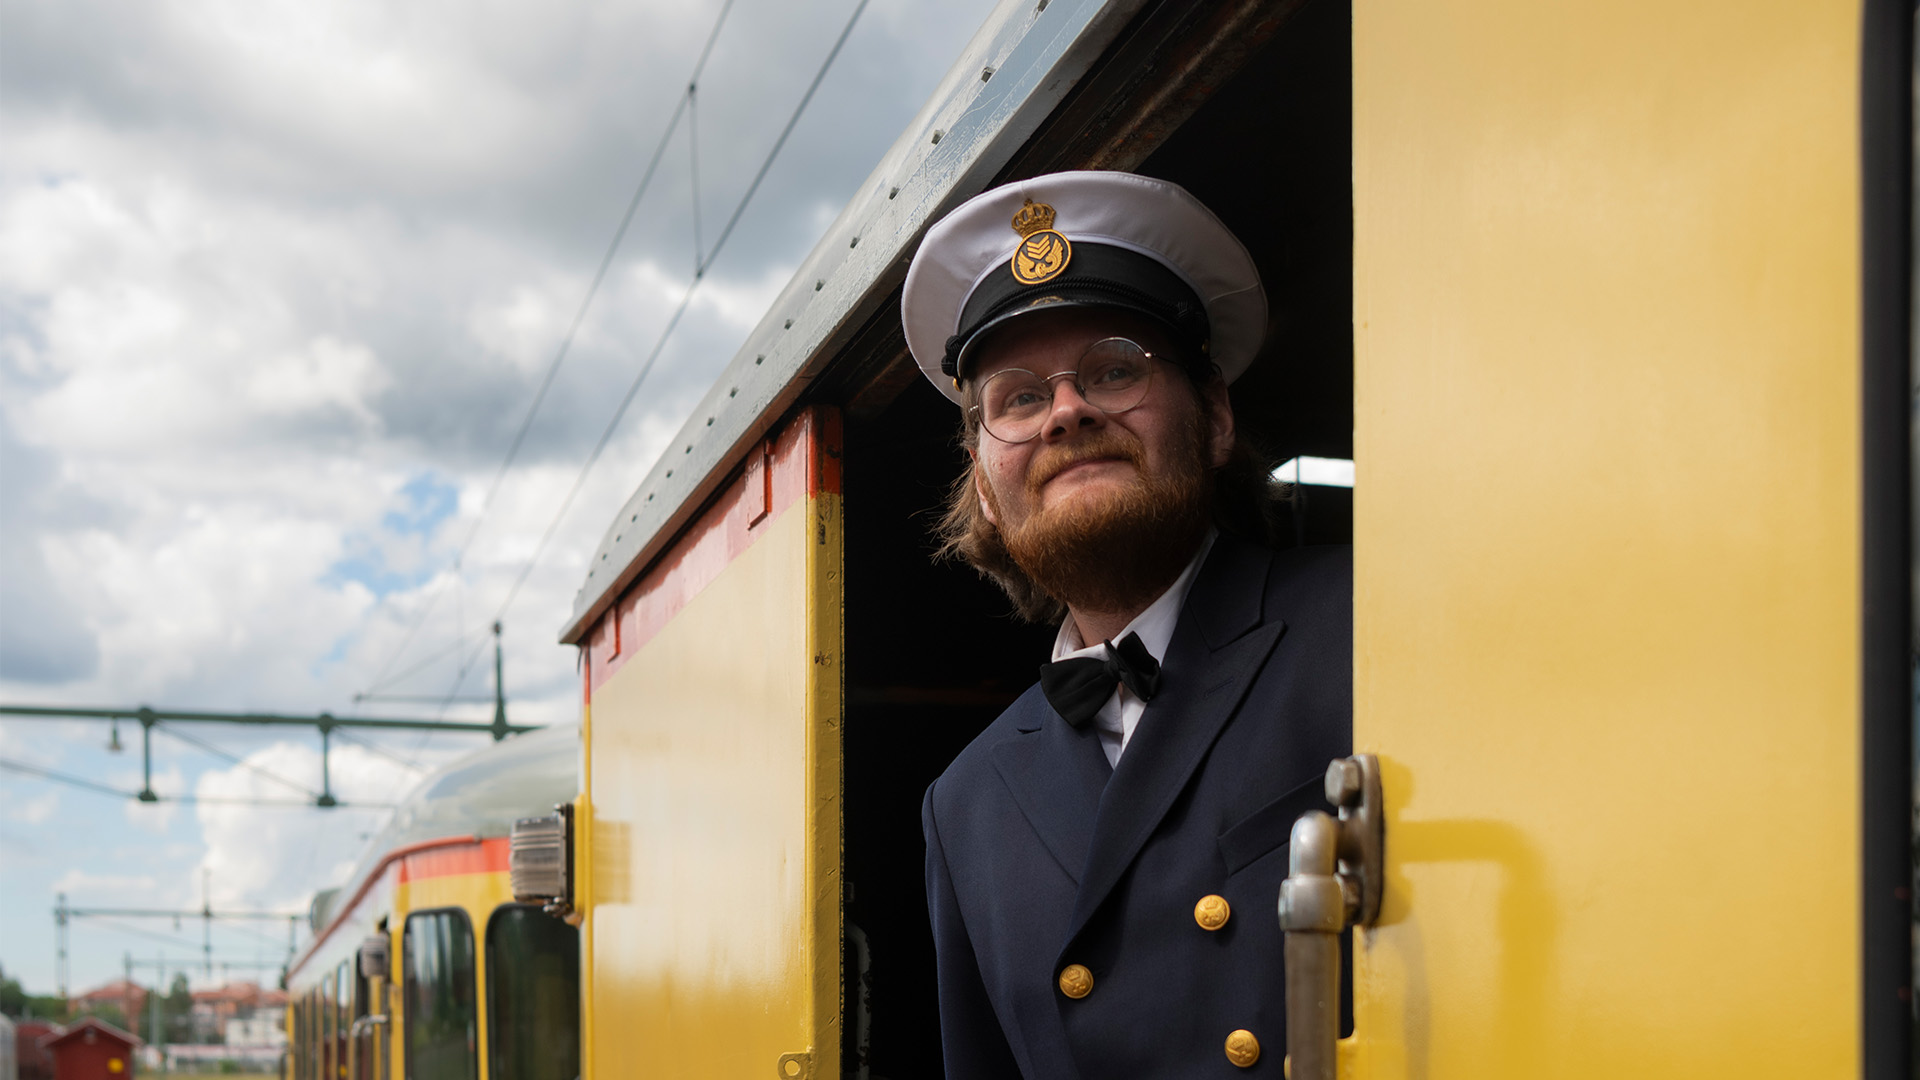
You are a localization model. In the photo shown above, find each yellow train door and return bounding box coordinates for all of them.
[575,407,843,1080]
[1347,1,1908,1076]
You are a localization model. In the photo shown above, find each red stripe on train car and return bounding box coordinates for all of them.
[586,406,842,694]
[289,835,477,979]
[398,836,511,883]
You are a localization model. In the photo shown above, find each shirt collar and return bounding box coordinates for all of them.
[1051,528,1219,663]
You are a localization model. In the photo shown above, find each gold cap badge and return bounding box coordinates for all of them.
[1010,199,1071,285]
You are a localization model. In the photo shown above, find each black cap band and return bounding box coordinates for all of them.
[940,243,1211,382]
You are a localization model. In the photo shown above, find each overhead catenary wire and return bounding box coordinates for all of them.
[360,0,742,698]
[0,757,395,809]
[359,631,482,698]
[329,726,427,773]
[85,916,209,954]
[431,0,873,713]
[152,723,319,799]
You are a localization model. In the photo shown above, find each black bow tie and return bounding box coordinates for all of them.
[1039,632,1162,728]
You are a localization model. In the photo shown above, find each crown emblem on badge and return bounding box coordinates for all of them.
[1011,199,1057,237]
[1009,199,1070,285]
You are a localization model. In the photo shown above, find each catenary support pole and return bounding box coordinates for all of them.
[137,708,157,802]
[491,622,509,742]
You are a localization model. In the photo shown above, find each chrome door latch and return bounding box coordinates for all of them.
[1277,754,1384,1080]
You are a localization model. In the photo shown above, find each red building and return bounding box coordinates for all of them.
[38,1017,140,1080]
[66,981,146,1028]
[17,1020,57,1080]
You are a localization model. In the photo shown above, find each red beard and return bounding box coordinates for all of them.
[989,414,1212,617]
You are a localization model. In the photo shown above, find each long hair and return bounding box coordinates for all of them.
[932,371,1290,623]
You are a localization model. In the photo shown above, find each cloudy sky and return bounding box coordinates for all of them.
[0,0,996,997]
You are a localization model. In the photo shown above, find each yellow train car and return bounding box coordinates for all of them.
[446,0,1912,1077]
[284,725,581,1080]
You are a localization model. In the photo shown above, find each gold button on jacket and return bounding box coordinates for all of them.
[1057,964,1094,999]
[1224,1029,1260,1067]
[1193,893,1231,931]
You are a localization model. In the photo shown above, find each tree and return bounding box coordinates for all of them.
[75,1002,130,1031]
[163,972,195,1044]
[0,967,69,1021]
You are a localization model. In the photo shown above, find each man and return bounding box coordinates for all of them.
[900,171,1352,1077]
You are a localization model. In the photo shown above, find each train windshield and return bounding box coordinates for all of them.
[485,905,582,1080]
[403,908,479,1080]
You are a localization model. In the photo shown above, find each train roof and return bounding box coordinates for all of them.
[560,0,1147,644]
[305,723,579,932]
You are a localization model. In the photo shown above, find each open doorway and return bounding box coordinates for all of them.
[835,0,1352,1073]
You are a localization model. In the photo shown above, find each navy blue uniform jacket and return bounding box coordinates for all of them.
[922,536,1352,1079]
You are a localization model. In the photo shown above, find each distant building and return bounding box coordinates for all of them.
[37,1017,141,1080]
[65,984,143,1029]
[188,982,281,1044]
[15,1021,56,1080]
[221,1011,286,1050]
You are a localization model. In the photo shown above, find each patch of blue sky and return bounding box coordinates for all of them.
[325,547,435,598]
[382,473,459,537]
[324,472,460,598]
[309,633,354,680]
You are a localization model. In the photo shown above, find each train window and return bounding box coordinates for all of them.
[320,974,336,1080]
[291,998,304,1080]
[312,988,328,1080]
[337,960,353,1080]
[402,909,479,1080]
[484,906,581,1080]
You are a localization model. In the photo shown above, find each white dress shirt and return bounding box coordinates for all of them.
[1050,530,1218,767]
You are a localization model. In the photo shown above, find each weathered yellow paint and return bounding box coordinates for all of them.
[584,492,844,1079]
[1350,1,1861,1076]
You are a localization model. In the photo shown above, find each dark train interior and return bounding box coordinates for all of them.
[826,0,1353,1073]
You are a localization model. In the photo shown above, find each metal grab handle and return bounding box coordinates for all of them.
[349,1014,389,1035]
[1276,754,1384,1080]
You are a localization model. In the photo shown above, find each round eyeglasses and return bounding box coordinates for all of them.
[970,337,1160,444]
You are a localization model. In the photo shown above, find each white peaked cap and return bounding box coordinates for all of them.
[901,171,1267,404]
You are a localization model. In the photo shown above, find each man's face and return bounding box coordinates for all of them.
[968,308,1235,612]
[970,309,1234,534]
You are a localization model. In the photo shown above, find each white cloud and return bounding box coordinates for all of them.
[10,791,60,824]
[0,0,1001,994]
[195,741,422,910]
[53,868,162,897]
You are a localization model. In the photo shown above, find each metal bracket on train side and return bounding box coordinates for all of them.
[510,802,580,925]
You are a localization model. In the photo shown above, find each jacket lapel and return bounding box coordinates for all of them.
[1059,534,1283,952]
[990,688,1113,884]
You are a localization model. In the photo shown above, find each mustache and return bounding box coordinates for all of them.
[1025,432,1147,494]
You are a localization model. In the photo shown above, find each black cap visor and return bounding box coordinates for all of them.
[942,243,1211,384]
